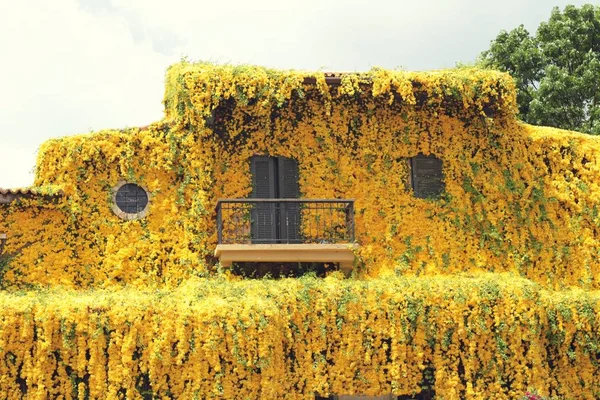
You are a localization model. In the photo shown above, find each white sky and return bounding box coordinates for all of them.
[0,0,596,188]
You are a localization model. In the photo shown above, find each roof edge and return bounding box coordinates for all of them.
[0,187,64,205]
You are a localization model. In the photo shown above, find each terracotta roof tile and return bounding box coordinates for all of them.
[303,72,354,86]
[0,187,63,204]
[1,188,40,195]
[323,72,354,77]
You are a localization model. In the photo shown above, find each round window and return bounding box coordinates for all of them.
[111,182,150,220]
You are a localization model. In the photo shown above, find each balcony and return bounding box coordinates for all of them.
[215,199,358,274]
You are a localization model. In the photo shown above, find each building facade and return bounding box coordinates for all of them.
[1,63,600,398]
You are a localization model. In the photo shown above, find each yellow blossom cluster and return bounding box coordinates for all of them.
[0,274,599,399]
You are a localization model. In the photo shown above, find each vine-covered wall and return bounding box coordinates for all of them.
[2,63,599,289]
[1,274,600,399]
[1,63,600,399]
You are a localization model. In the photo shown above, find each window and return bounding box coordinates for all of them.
[409,154,444,199]
[111,181,150,220]
[250,156,300,243]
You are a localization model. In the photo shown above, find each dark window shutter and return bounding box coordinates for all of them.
[411,154,444,199]
[279,157,300,198]
[251,156,277,242]
[252,156,276,198]
[278,157,300,242]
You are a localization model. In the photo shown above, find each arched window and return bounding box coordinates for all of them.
[409,153,444,199]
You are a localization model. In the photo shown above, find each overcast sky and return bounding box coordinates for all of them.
[0,0,596,188]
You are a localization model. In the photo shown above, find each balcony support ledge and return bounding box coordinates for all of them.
[215,243,359,275]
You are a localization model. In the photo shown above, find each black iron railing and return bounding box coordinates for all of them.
[216,199,355,245]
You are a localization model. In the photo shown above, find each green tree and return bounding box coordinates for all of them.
[480,4,600,134]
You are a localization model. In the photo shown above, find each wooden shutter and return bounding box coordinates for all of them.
[251,156,277,243]
[278,157,300,243]
[411,154,444,199]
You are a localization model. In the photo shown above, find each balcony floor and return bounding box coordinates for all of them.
[215,243,358,274]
